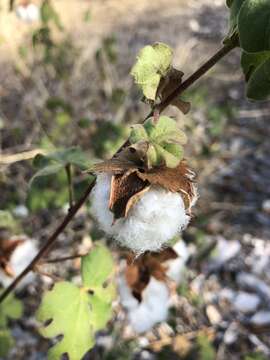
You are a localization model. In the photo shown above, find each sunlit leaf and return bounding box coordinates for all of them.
[37,245,115,360]
[131,43,173,100]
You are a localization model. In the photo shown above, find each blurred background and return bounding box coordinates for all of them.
[0,0,270,359]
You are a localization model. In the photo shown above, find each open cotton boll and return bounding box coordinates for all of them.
[0,237,38,289]
[119,275,170,333]
[165,240,189,284]
[91,174,190,253]
[16,4,40,22]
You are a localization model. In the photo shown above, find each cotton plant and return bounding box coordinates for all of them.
[118,240,190,333]
[91,116,198,254]
[0,236,38,289]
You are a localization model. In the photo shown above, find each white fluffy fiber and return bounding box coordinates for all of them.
[166,240,189,284]
[91,174,190,253]
[16,4,40,23]
[118,276,170,333]
[0,237,38,289]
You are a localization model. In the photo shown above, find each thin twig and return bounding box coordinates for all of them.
[65,163,74,209]
[0,149,46,165]
[0,42,237,303]
[0,179,96,303]
[146,41,238,119]
[42,253,86,264]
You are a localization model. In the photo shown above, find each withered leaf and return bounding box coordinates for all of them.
[136,159,196,209]
[156,67,190,114]
[124,248,178,302]
[109,172,149,220]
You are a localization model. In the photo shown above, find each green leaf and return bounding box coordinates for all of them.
[241,50,270,80]
[0,291,23,327]
[30,163,64,186]
[41,0,63,30]
[146,144,158,168]
[0,211,17,230]
[37,245,115,360]
[246,57,270,100]
[81,244,114,288]
[228,0,246,29]
[30,147,91,185]
[131,43,173,100]
[129,125,149,144]
[0,329,14,357]
[238,0,270,53]
[147,116,187,145]
[197,334,216,360]
[154,143,182,168]
[46,147,92,169]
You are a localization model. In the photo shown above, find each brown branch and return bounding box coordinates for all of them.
[0,179,96,303]
[42,253,86,264]
[146,40,238,119]
[0,41,237,304]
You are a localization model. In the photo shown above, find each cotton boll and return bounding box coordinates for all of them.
[166,240,189,284]
[16,4,40,23]
[0,237,38,289]
[119,275,170,333]
[26,4,40,22]
[118,275,139,311]
[91,174,190,253]
[91,173,115,235]
[115,189,190,253]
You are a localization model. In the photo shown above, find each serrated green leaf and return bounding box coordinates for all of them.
[238,0,270,53]
[241,50,270,80]
[129,125,148,144]
[81,245,114,288]
[131,43,173,100]
[148,116,187,145]
[246,57,270,100]
[163,143,184,160]
[154,143,182,168]
[146,144,158,168]
[0,329,14,357]
[152,43,173,74]
[0,291,23,327]
[37,245,115,360]
[37,282,95,360]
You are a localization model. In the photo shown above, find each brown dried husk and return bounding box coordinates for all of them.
[93,144,196,221]
[125,248,178,302]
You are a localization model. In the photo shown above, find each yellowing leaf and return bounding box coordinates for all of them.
[131,43,173,100]
[37,245,115,360]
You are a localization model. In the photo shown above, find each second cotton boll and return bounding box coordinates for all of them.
[91,173,193,253]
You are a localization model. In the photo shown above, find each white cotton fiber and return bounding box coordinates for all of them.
[91,174,191,253]
[118,275,170,333]
[166,240,189,284]
[0,237,38,289]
